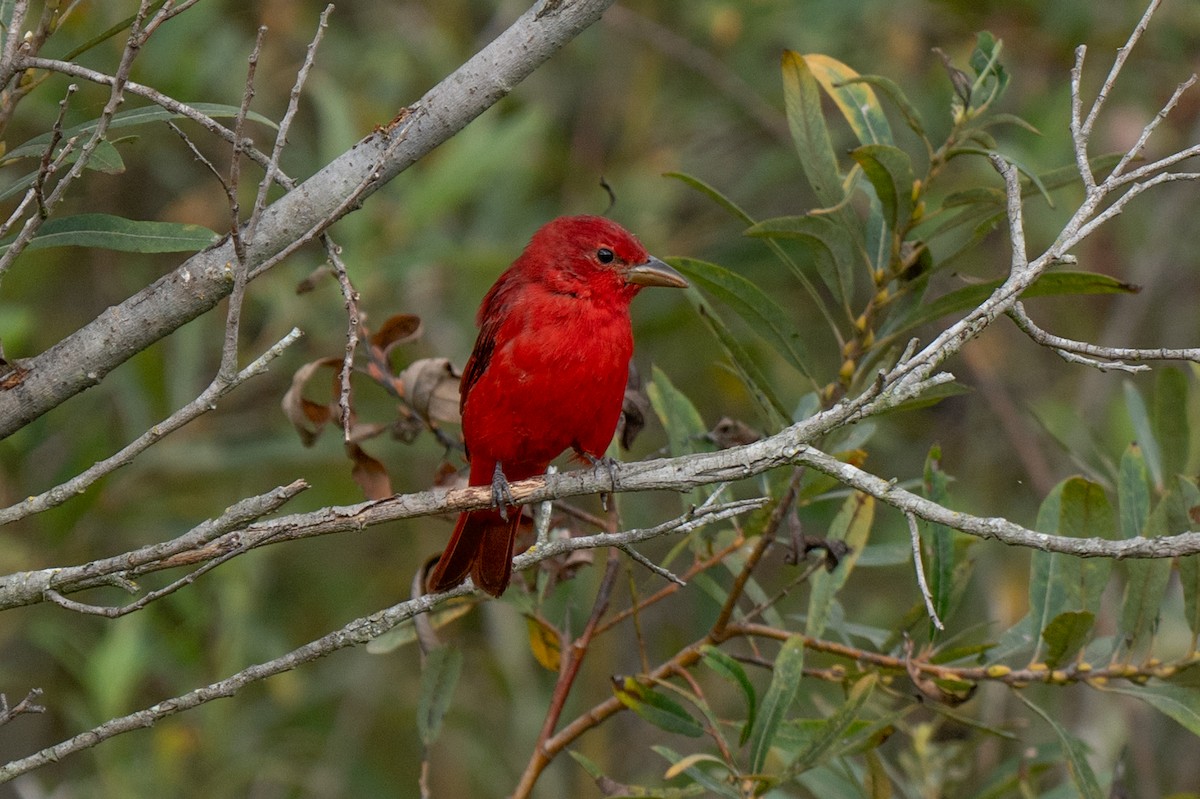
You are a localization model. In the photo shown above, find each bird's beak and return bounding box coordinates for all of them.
[625,256,689,289]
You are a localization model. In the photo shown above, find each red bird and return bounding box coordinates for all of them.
[427,215,688,596]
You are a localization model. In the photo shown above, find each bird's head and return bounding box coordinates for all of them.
[521,215,688,301]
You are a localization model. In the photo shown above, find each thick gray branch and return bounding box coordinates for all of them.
[0,0,616,440]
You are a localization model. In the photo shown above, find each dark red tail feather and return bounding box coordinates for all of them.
[427,506,522,597]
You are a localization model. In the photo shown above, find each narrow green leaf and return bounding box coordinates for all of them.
[683,290,792,428]
[805,53,894,146]
[0,214,219,255]
[417,645,462,746]
[1117,444,1150,540]
[836,73,927,138]
[614,677,705,738]
[850,144,915,233]
[663,171,754,227]
[653,746,742,798]
[3,103,278,164]
[748,635,806,774]
[1017,693,1103,799]
[1040,610,1095,669]
[1124,381,1163,490]
[1029,478,1114,662]
[1169,477,1200,648]
[968,31,1010,107]
[923,444,956,639]
[1106,683,1200,737]
[700,645,757,746]
[671,257,813,382]
[1118,493,1171,658]
[785,673,878,775]
[1153,367,1189,480]
[941,187,1005,209]
[646,365,709,461]
[806,493,875,640]
[745,214,856,303]
[891,271,1138,339]
[781,50,846,212]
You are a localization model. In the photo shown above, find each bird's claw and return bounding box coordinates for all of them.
[491,462,515,520]
[579,452,619,510]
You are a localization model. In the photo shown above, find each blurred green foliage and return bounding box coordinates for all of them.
[3,1,1200,797]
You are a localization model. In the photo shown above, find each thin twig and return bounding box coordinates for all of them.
[16,56,288,184]
[1080,0,1162,137]
[1008,302,1200,369]
[0,689,44,728]
[0,328,303,526]
[906,512,944,631]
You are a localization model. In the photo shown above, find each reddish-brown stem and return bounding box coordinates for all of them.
[512,533,622,798]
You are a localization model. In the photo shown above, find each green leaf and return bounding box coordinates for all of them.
[1117,444,1151,540]
[805,53,894,146]
[682,290,792,428]
[923,444,956,639]
[664,171,754,227]
[646,364,709,461]
[781,50,846,212]
[850,144,915,233]
[1124,381,1163,490]
[700,645,757,746]
[1153,367,1189,480]
[671,257,814,382]
[652,746,741,798]
[1118,496,1171,659]
[417,645,462,746]
[1017,693,1103,799]
[784,673,878,776]
[1040,610,1095,669]
[1168,478,1200,648]
[968,31,1010,106]
[745,214,856,304]
[1029,478,1115,663]
[1106,683,1200,737]
[835,73,927,138]
[0,214,219,255]
[941,187,1005,209]
[748,635,806,774]
[3,103,278,164]
[806,492,875,640]
[614,677,705,738]
[892,271,1138,339]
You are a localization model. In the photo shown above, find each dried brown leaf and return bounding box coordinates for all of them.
[618,361,649,450]
[706,416,762,448]
[295,264,336,294]
[371,313,423,353]
[399,357,462,424]
[346,442,393,500]
[282,357,342,446]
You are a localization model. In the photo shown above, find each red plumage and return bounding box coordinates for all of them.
[426,215,687,596]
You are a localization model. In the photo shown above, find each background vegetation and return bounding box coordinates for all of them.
[3,1,1200,796]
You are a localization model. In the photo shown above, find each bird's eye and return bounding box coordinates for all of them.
[596,247,615,264]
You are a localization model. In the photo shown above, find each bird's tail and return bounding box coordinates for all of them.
[426,506,521,597]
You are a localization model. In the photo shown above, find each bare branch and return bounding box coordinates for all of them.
[1008,302,1199,371]
[0,689,44,728]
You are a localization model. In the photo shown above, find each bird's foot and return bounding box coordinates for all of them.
[578,451,620,510]
[491,462,516,520]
